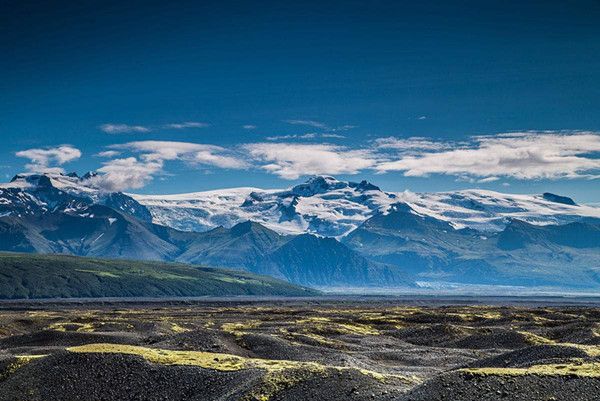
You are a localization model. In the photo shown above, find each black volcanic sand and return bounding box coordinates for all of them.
[401,370,600,401]
[0,301,600,400]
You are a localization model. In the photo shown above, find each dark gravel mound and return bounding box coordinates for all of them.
[0,351,262,401]
[541,321,600,344]
[445,329,536,349]
[0,350,405,401]
[148,328,252,356]
[393,324,469,346]
[270,368,401,401]
[401,312,466,324]
[467,345,590,368]
[239,333,344,363]
[0,301,598,400]
[0,330,140,349]
[401,370,600,401]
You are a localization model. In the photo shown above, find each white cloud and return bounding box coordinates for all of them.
[375,137,450,152]
[266,133,316,141]
[112,141,247,169]
[15,145,81,173]
[335,125,356,131]
[164,122,209,129]
[478,176,500,183]
[89,141,247,191]
[266,133,345,141]
[87,157,163,192]
[375,132,600,180]
[285,120,329,130]
[243,142,377,180]
[99,124,150,134]
[96,150,121,158]
[284,120,355,133]
[243,125,257,130]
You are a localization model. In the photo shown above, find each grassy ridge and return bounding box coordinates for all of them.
[0,253,318,299]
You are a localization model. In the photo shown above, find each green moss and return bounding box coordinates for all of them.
[67,341,417,401]
[75,269,120,278]
[0,355,46,381]
[47,322,95,332]
[516,331,556,345]
[170,323,190,333]
[222,321,261,337]
[447,311,503,321]
[295,317,380,336]
[214,275,269,286]
[68,343,247,371]
[462,361,600,378]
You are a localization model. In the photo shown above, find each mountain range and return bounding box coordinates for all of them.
[0,172,599,291]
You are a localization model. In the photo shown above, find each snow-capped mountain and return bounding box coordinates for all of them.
[0,172,407,287]
[3,172,599,238]
[392,189,600,232]
[131,175,600,237]
[0,173,152,222]
[131,176,398,236]
[1,171,599,290]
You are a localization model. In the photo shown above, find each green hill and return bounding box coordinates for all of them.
[0,253,318,299]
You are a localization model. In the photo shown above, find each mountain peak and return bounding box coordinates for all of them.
[542,192,576,206]
[387,202,416,214]
[82,171,99,180]
[10,173,53,188]
[291,175,347,197]
[230,220,273,235]
[349,180,381,192]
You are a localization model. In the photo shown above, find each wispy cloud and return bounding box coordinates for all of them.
[243,142,377,180]
[112,141,247,169]
[163,122,209,129]
[90,140,247,191]
[284,120,355,132]
[266,133,345,141]
[267,133,313,141]
[374,137,450,152]
[23,130,600,191]
[15,145,81,173]
[265,132,345,141]
[285,120,330,130]
[242,125,257,130]
[88,157,163,192]
[478,176,500,183]
[99,121,208,133]
[99,124,150,134]
[375,132,600,180]
[95,150,121,158]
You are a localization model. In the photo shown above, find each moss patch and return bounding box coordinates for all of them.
[462,361,600,378]
[0,355,46,381]
[295,317,380,336]
[222,321,261,337]
[47,322,95,332]
[67,342,416,401]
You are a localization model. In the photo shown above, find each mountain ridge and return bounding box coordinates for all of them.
[128,175,600,236]
[0,252,317,299]
[1,172,599,290]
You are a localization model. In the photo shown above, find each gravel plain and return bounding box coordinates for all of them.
[0,299,599,400]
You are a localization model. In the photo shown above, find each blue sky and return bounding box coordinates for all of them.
[2,0,600,202]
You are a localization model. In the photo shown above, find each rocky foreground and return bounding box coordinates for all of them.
[0,300,599,400]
